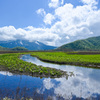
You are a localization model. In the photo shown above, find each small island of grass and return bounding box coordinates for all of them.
[0,53,67,78]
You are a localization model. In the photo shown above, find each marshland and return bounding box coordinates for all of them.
[0,51,100,99]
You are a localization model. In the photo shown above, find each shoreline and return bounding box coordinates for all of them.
[0,52,100,79]
[0,65,67,78]
[0,53,68,78]
[31,55,100,69]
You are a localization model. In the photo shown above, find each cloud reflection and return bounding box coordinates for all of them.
[0,71,13,76]
[42,70,100,99]
[21,54,100,99]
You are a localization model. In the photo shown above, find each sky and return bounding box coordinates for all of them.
[0,0,100,46]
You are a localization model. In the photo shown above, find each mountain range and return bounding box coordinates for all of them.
[0,36,100,51]
[0,40,56,51]
[56,36,100,51]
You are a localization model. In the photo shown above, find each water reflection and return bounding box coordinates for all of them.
[20,55,100,99]
[0,71,13,76]
[0,54,100,99]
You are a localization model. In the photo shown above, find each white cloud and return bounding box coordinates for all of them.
[44,13,55,25]
[61,0,64,5]
[49,0,59,8]
[49,1,100,45]
[0,0,100,46]
[0,26,16,41]
[48,0,64,8]
[36,8,46,16]
[81,0,97,5]
[0,26,60,46]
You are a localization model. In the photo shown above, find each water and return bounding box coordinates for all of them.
[0,54,100,99]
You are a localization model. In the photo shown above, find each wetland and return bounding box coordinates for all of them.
[0,52,100,99]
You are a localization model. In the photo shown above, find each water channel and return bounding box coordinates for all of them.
[0,54,100,99]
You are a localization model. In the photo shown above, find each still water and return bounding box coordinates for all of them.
[0,54,100,99]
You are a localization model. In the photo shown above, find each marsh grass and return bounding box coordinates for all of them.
[31,52,100,68]
[0,53,66,77]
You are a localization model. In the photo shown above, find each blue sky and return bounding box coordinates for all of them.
[0,0,83,28]
[0,0,100,46]
[0,0,48,28]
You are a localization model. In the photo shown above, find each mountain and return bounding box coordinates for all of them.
[11,47,28,51]
[0,40,56,50]
[56,36,100,51]
[0,46,10,51]
[0,46,28,51]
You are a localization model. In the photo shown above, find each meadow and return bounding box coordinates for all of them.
[0,51,100,78]
[0,53,66,77]
[31,52,100,68]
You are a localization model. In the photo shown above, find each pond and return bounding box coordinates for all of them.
[0,54,100,100]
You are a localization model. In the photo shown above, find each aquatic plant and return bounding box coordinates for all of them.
[0,53,66,77]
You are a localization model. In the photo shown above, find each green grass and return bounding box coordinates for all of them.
[0,51,100,78]
[0,53,66,77]
[31,52,100,68]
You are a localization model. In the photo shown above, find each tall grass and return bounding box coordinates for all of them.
[31,52,100,68]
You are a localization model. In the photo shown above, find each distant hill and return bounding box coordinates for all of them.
[56,36,100,51]
[0,40,56,50]
[0,46,10,51]
[0,46,28,51]
[11,47,28,51]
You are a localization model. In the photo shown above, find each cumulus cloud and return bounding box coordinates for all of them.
[36,8,46,16]
[0,0,100,46]
[0,26,60,46]
[44,13,55,25]
[49,1,100,45]
[81,0,97,5]
[48,0,64,8]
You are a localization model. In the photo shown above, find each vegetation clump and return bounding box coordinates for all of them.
[31,52,100,68]
[0,53,66,78]
[0,51,100,78]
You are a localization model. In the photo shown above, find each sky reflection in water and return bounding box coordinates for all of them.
[0,54,100,99]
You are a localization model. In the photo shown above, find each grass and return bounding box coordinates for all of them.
[31,52,100,68]
[0,51,100,78]
[0,53,66,78]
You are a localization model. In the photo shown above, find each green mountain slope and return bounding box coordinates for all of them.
[11,47,28,51]
[0,46,10,51]
[56,36,100,51]
[0,46,28,51]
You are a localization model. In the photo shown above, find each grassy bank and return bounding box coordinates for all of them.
[31,52,100,68]
[0,51,100,78]
[0,53,67,78]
